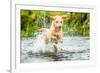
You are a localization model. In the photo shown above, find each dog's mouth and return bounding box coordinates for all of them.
[55,26,62,32]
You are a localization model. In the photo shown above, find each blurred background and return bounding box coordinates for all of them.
[20,10,90,37]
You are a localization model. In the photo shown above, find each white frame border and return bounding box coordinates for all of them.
[11,3,96,73]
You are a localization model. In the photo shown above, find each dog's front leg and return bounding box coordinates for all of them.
[59,33,63,43]
[51,36,58,44]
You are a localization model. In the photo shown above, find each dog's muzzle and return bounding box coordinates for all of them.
[59,26,62,29]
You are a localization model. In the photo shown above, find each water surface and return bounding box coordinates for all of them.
[21,36,89,63]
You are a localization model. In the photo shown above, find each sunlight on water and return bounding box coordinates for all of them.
[21,33,89,63]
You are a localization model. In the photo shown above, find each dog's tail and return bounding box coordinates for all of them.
[37,28,49,32]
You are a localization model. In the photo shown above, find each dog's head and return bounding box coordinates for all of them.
[50,15,66,32]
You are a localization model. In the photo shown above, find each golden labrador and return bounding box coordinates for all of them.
[37,15,66,44]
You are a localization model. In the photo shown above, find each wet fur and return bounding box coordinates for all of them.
[37,15,66,44]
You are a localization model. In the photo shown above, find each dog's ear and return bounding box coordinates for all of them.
[62,15,67,19]
[50,16,55,20]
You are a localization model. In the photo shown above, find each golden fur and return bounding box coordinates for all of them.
[37,15,66,44]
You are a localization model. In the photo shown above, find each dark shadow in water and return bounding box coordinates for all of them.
[27,48,89,61]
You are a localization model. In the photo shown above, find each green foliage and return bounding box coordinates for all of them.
[63,12,90,36]
[20,10,90,37]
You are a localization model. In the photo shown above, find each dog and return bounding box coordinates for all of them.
[37,15,66,45]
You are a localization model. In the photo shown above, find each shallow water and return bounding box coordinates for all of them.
[21,36,89,63]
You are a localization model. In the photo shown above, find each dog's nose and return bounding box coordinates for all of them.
[59,26,62,29]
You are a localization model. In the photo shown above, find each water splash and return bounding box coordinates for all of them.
[31,32,46,53]
[27,32,62,54]
[21,34,89,63]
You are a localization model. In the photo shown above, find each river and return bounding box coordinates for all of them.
[21,35,89,63]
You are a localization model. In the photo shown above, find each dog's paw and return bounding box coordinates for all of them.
[60,40,63,43]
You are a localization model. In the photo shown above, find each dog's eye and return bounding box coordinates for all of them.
[56,21,58,23]
[60,21,62,23]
